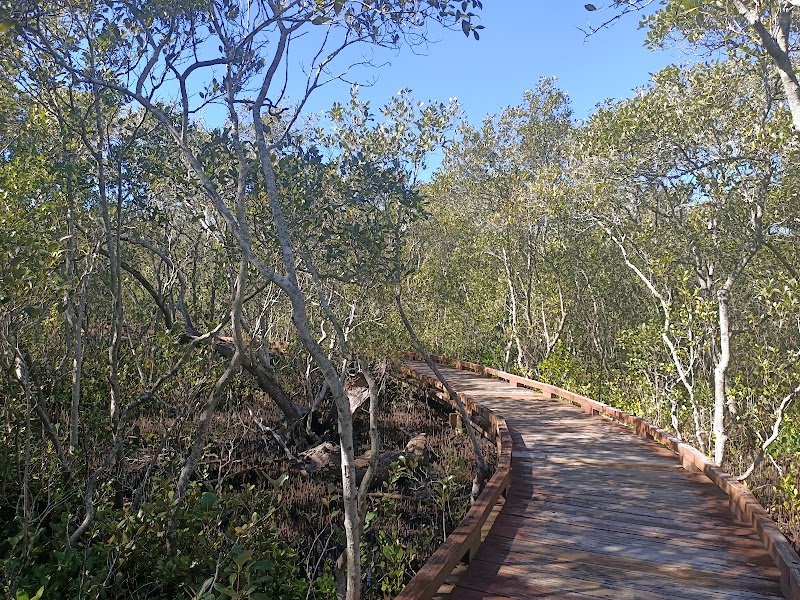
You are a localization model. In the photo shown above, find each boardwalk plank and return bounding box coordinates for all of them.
[473,543,781,594]
[470,541,779,592]
[403,361,791,599]
[506,497,756,536]
[497,505,767,550]
[487,515,779,571]
[459,559,783,600]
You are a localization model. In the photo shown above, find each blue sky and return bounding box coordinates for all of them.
[187,3,692,176]
[285,2,690,125]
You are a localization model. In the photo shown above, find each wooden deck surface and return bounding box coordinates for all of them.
[406,360,786,599]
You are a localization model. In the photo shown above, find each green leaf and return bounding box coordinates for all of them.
[213,583,238,598]
[234,549,253,567]
[22,305,41,318]
[251,560,270,572]
[585,3,597,10]
[199,491,216,511]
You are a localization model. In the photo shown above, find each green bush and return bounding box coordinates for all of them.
[3,478,334,600]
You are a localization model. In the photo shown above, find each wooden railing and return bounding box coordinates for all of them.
[395,357,512,600]
[419,354,800,600]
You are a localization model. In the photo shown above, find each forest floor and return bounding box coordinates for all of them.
[121,376,497,597]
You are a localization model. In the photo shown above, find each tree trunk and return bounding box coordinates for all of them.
[499,248,525,372]
[173,256,248,504]
[251,95,362,597]
[712,288,732,465]
[601,221,707,452]
[69,289,87,452]
[88,62,123,433]
[204,336,306,429]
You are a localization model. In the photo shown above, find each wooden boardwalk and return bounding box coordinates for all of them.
[406,360,787,600]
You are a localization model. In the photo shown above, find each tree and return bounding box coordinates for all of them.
[425,78,581,373]
[586,0,800,140]
[581,58,794,464]
[2,0,480,598]
[5,1,484,597]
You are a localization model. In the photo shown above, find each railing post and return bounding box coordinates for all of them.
[637,422,654,441]
[680,451,702,473]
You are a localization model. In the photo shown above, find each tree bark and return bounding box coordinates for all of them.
[600,221,706,451]
[174,254,249,504]
[2,345,72,478]
[713,288,731,465]
[250,64,362,596]
[86,47,123,434]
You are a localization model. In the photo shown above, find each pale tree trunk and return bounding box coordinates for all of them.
[69,275,91,452]
[669,397,682,440]
[713,288,732,465]
[68,331,207,545]
[498,248,525,372]
[301,258,369,600]
[171,56,252,500]
[55,106,84,455]
[664,330,704,451]
[539,252,569,362]
[87,49,123,433]
[774,58,800,139]
[354,354,381,590]
[599,222,705,450]
[21,360,32,571]
[736,380,800,480]
[710,196,764,464]
[710,254,756,465]
[250,89,363,598]
[355,356,381,515]
[174,256,247,503]
[259,203,361,600]
[541,279,568,360]
[2,342,72,477]
[290,298,360,600]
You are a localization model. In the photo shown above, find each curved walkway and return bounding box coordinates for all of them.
[406,360,791,600]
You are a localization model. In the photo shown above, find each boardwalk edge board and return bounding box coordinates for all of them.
[410,353,800,600]
[394,360,513,600]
